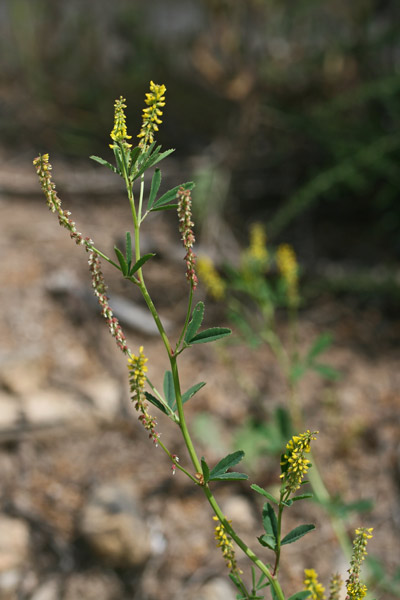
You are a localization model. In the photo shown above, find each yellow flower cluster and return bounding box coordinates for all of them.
[197,256,226,300]
[243,222,269,266]
[213,516,241,574]
[276,243,299,305]
[138,81,166,148]
[128,346,148,397]
[304,569,325,600]
[110,96,132,148]
[280,430,318,493]
[346,528,373,600]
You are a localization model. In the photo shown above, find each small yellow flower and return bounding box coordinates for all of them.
[110,96,132,148]
[197,256,226,300]
[304,568,325,600]
[242,222,269,266]
[276,243,299,305]
[280,430,318,493]
[137,81,166,148]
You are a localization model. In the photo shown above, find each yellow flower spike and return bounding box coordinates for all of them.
[110,96,132,149]
[138,81,167,149]
[281,430,318,493]
[276,243,299,306]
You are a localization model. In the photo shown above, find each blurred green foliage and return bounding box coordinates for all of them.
[3,0,400,263]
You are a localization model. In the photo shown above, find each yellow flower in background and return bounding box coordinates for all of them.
[304,569,325,600]
[138,81,166,148]
[110,96,132,148]
[248,222,269,264]
[328,573,342,600]
[241,223,269,277]
[197,256,226,300]
[276,243,299,305]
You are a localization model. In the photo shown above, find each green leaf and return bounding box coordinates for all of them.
[114,246,128,275]
[262,502,278,542]
[209,450,245,479]
[311,363,341,381]
[150,203,179,212]
[250,484,278,504]
[90,155,119,174]
[151,181,194,210]
[128,253,155,276]
[188,327,232,345]
[144,392,169,415]
[307,332,333,361]
[148,168,162,210]
[281,524,315,546]
[184,302,205,343]
[257,534,276,550]
[163,371,175,410]
[147,147,175,169]
[182,382,206,405]
[292,493,313,502]
[129,146,142,172]
[170,382,206,412]
[288,592,311,600]
[290,362,308,383]
[201,457,210,483]
[125,232,132,266]
[209,472,248,481]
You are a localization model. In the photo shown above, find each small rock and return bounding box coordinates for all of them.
[80,481,151,568]
[0,516,30,597]
[78,377,121,421]
[22,389,93,428]
[0,393,22,430]
[189,577,237,600]
[63,570,124,600]
[0,516,30,572]
[30,577,61,600]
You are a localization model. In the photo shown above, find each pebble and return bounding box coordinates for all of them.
[188,577,237,600]
[80,481,152,568]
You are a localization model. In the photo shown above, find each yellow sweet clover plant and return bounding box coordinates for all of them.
[33,84,373,600]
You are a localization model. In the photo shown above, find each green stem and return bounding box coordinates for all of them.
[273,501,284,576]
[170,353,202,472]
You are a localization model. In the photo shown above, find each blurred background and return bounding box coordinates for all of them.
[1,1,400,599]
[2,0,400,281]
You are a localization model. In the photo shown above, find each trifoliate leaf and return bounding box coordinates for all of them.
[281,524,315,546]
[184,302,205,343]
[147,168,162,210]
[128,253,155,276]
[262,502,278,542]
[209,450,245,479]
[250,484,279,505]
[188,327,231,345]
